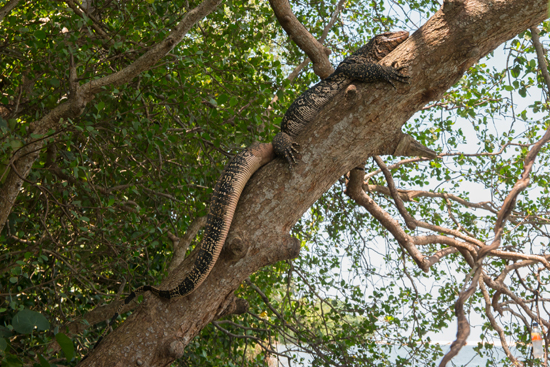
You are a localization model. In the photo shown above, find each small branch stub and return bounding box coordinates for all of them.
[166,339,185,359]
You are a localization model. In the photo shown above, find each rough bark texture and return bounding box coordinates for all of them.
[82,0,548,366]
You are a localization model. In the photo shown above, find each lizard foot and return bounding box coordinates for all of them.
[273,132,300,170]
[384,61,410,88]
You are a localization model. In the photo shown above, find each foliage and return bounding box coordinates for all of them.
[1,0,550,366]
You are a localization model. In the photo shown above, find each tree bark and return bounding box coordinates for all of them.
[81,0,548,366]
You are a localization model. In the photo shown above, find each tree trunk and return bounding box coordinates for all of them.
[82,0,548,365]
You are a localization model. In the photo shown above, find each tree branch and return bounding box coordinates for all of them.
[439,266,482,366]
[346,168,429,271]
[479,279,522,366]
[65,0,115,46]
[373,156,417,229]
[0,0,20,23]
[79,1,550,365]
[530,25,550,93]
[268,0,334,79]
[478,119,550,260]
[167,216,207,273]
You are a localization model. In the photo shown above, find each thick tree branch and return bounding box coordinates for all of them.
[268,0,334,78]
[440,266,481,367]
[414,235,476,253]
[267,0,346,110]
[81,1,550,365]
[423,247,458,268]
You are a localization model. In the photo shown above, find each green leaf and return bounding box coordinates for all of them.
[12,309,50,334]
[217,94,229,104]
[10,140,22,150]
[34,30,46,40]
[37,354,50,367]
[49,79,60,87]
[0,326,12,337]
[55,333,75,361]
[95,101,105,112]
[2,353,23,367]
[0,338,6,351]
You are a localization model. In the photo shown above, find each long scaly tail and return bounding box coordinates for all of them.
[91,143,274,351]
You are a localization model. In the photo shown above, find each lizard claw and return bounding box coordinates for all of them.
[273,132,300,171]
[285,149,297,165]
[384,66,409,86]
[385,76,397,89]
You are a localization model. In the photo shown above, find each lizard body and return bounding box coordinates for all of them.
[93,30,409,350]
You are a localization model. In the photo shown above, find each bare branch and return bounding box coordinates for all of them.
[167,216,207,273]
[366,184,497,214]
[65,0,114,46]
[414,235,477,253]
[346,168,429,271]
[530,25,550,93]
[478,123,550,260]
[484,274,548,329]
[414,220,485,248]
[439,267,482,366]
[479,279,523,366]
[422,247,458,268]
[320,0,346,44]
[373,156,417,229]
[365,143,513,182]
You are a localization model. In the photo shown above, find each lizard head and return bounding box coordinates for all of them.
[355,31,409,62]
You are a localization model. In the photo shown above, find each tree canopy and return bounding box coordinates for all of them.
[1,0,550,366]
